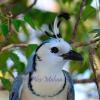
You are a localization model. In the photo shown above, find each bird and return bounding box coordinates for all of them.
[9,12,83,100]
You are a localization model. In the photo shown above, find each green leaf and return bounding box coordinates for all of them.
[70,61,81,73]
[10,52,25,74]
[67,0,73,3]
[0,13,6,20]
[10,32,20,43]
[81,5,96,21]
[86,0,93,5]
[0,52,10,72]
[14,62,25,74]
[23,44,38,57]
[90,29,100,38]
[70,48,89,74]
[0,63,8,73]
[10,2,27,15]
[0,24,9,36]
[24,9,56,28]
[24,13,36,28]
[63,22,73,41]
[79,52,89,73]
[1,77,11,91]
[28,44,38,50]
[95,33,100,38]
[10,53,19,63]
[12,19,23,32]
[90,29,100,33]
[62,0,67,3]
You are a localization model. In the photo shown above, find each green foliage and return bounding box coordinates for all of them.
[86,0,93,5]
[0,0,100,91]
[22,44,38,57]
[0,24,9,36]
[82,5,96,21]
[24,9,56,28]
[12,19,23,32]
[0,77,11,91]
[62,0,67,3]
[90,29,100,38]
[10,52,25,74]
[0,51,9,72]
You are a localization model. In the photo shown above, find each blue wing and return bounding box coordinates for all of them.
[25,53,35,74]
[63,70,75,100]
[9,76,23,100]
[9,52,35,100]
[9,51,36,100]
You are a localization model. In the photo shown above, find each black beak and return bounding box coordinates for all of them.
[61,50,83,61]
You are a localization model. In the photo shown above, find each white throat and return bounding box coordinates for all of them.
[29,58,66,96]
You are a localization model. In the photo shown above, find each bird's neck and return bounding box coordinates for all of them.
[28,60,66,97]
[35,60,64,75]
[29,59,65,85]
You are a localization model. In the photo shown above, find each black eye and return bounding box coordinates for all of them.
[51,47,59,53]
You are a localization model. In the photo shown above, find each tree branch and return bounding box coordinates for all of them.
[74,79,94,84]
[13,0,37,18]
[7,11,13,32]
[74,78,100,84]
[89,48,100,100]
[0,12,13,51]
[71,0,86,43]
[73,38,100,47]
[0,43,28,53]
[0,43,28,54]
[0,86,5,90]
[0,38,99,53]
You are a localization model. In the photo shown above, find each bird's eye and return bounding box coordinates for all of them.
[51,47,59,53]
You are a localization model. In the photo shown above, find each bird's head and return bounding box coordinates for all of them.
[33,12,83,71]
[36,38,83,68]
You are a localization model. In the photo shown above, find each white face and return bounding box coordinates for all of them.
[36,38,72,67]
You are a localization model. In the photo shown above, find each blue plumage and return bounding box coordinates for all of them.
[9,76,23,100]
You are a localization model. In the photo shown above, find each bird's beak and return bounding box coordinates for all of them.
[60,50,83,61]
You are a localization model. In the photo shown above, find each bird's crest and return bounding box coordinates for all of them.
[41,12,70,39]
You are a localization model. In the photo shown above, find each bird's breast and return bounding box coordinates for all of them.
[20,72,70,100]
[30,72,65,96]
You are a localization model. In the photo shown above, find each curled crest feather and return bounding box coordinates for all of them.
[41,12,70,38]
[53,12,70,38]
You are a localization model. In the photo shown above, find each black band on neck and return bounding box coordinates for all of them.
[28,70,66,98]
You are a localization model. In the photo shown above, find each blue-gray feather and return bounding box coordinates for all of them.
[9,76,23,100]
[25,53,35,74]
[63,70,74,100]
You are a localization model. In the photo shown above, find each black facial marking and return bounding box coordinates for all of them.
[57,34,61,38]
[49,24,53,31]
[45,31,52,37]
[51,47,59,53]
[58,12,70,20]
[57,19,61,28]
[52,34,61,38]
[32,40,50,71]
[28,72,34,93]
[37,55,42,61]
[32,54,37,71]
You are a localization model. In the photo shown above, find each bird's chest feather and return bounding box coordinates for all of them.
[20,72,69,100]
[30,71,65,95]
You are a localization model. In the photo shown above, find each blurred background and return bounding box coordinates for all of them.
[0,0,100,100]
